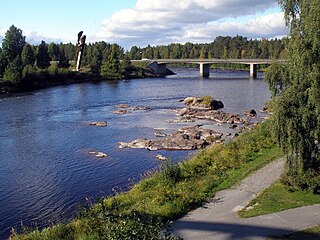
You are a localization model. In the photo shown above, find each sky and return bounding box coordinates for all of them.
[0,0,288,49]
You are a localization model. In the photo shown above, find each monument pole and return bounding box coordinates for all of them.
[76,31,86,71]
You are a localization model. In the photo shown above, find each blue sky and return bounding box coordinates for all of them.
[0,0,287,49]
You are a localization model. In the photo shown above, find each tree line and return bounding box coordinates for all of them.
[0,25,286,89]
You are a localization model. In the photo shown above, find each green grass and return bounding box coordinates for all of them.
[268,225,320,240]
[11,122,283,240]
[238,181,320,218]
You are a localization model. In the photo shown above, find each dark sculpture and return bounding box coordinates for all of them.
[76,31,86,71]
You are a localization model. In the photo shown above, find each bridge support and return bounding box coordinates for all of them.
[200,63,210,77]
[250,63,257,78]
[148,61,167,76]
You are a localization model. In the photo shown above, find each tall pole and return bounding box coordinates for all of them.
[76,31,86,71]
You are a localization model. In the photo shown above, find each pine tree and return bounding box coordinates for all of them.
[2,25,26,62]
[21,44,36,66]
[36,41,50,69]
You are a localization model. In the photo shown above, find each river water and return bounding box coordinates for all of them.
[0,68,269,238]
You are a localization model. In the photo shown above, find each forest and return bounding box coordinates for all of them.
[0,25,286,93]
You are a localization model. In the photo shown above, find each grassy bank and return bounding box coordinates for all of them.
[11,122,283,240]
[238,181,320,218]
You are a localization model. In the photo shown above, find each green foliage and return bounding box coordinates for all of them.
[238,181,320,218]
[90,45,103,74]
[0,49,8,77]
[132,36,285,60]
[2,25,26,62]
[36,41,50,69]
[160,160,182,186]
[200,96,213,106]
[265,62,290,97]
[48,43,60,61]
[21,44,36,66]
[265,0,320,191]
[58,49,70,68]
[100,44,122,78]
[3,55,22,83]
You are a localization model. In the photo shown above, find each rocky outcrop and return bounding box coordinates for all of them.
[89,121,108,127]
[155,132,167,137]
[174,108,247,124]
[112,109,130,115]
[244,109,257,117]
[118,125,223,151]
[156,154,168,161]
[113,104,151,114]
[89,151,107,158]
[183,96,224,110]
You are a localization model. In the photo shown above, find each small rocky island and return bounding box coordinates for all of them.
[117,96,263,152]
[118,125,223,151]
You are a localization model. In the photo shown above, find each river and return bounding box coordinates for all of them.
[0,68,270,238]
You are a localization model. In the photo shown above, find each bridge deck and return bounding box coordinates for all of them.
[133,58,285,65]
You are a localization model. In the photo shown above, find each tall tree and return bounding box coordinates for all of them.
[36,41,50,69]
[2,25,26,62]
[21,44,36,66]
[266,0,320,192]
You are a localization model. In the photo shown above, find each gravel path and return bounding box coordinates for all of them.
[171,158,320,240]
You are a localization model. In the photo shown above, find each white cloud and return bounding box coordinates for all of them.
[0,27,66,47]
[24,31,65,45]
[96,0,287,48]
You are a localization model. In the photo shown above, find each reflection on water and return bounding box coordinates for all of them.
[0,68,269,238]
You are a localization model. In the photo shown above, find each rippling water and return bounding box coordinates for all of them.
[0,68,269,239]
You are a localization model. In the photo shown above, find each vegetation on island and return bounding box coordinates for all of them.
[265,0,320,193]
[11,122,282,239]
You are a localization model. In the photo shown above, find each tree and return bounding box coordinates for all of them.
[2,25,26,62]
[48,43,60,61]
[266,0,320,192]
[90,45,103,74]
[36,41,50,69]
[3,55,22,83]
[0,49,8,77]
[58,48,70,68]
[100,44,120,77]
[21,44,36,66]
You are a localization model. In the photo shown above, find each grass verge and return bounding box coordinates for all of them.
[238,181,320,218]
[11,122,283,240]
[268,225,320,240]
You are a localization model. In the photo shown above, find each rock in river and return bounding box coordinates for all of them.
[118,125,223,151]
[89,121,108,127]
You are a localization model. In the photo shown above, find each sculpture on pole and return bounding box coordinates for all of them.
[76,31,86,71]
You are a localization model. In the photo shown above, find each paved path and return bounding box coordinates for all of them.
[171,158,320,240]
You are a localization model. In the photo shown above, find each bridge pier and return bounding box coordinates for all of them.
[250,63,257,78]
[148,61,167,76]
[200,63,210,77]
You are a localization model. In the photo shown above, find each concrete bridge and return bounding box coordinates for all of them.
[134,59,285,78]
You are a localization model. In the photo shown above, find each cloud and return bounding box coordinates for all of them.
[96,0,287,48]
[24,31,65,45]
[0,27,65,47]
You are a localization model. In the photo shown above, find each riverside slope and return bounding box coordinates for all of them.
[171,158,320,240]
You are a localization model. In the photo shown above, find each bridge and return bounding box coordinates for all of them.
[133,58,285,78]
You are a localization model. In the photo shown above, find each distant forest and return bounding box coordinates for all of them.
[0,25,286,91]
